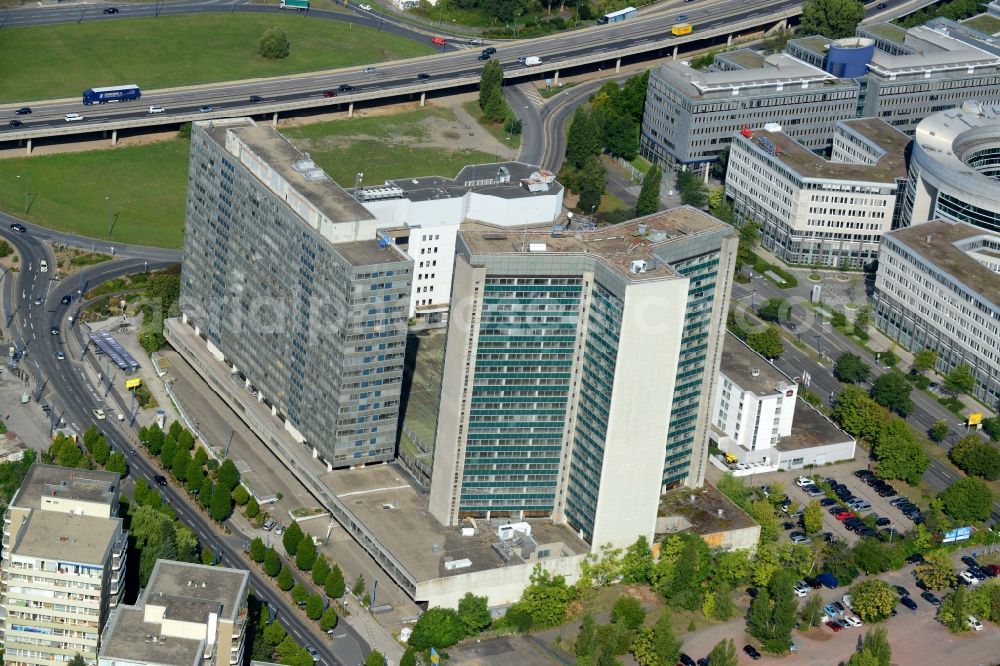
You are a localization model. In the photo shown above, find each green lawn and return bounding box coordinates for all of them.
[461,100,522,150]
[1,14,434,103]
[0,141,190,248]
[281,108,495,184]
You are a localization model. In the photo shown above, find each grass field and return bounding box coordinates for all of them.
[0,14,434,103]
[0,141,190,248]
[461,100,522,151]
[281,108,495,184]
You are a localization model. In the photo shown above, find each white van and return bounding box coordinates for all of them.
[148,105,165,114]
[64,113,84,122]
[39,260,47,273]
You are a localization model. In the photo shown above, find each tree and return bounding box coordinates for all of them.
[325,564,345,598]
[276,635,312,666]
[938,586,971,632]
[351,573,365,598]
[834,352,871,384]
[706,639,738,666]
[92,437,111,466]
[511,565,577,628]
[849,580,898,622]
[217,459,241,492]
[292,583,309,605]
[929,420,950,443]
[210,483,233,522]
[576,154,607,214]
[246,496,260,519]
[745,326,784,360]
[870,417,929,485]
[943,364,976,397]
[283,522,304,556]
[915,549,956,590]
[756,298,784,323]
[172,448,191,482]
[801,593,824,627]
[631,612,681,666]
[635,165,661,217]
[200,478,214,508]
[364,651,384,666]
[312,556,330,586]
[800,0,864,38]
[675,169,707,208]
[565,108,601,169]
[576,613,599,658]
[712,145,731,182]
[276,566,294,591]
[847,627,891,666]
[457,592,491,635]
[611,595,645,631]
[187,457,205,493]
[747,572,796,654]
[233,484,250,506]
[296,535,317,571]
[870,371,913,416]
[478,59,504,113]
[264,548,282,577]
[913,348,938,373]
[305,594,324,621]
[258,27,290,59]
[949,435,1000,479]
[408,607,467,650]
[68,654,87,666]
[105,451,127,477]
[320,606,338,632]
[803,500,823,534]
[250,537,266,563]
[620,536,654,585]
[746,588,775,649]
[940,477,993,522]
[603,113,639,160]
[982,416,1000,442]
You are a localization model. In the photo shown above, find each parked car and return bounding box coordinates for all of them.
[791,534,812,545]
[875,516,891,526]
[900,596,918,611]
[968,616,983,631]
[678,655,696,666]
[824,604,840,618]
[820,497,838,507]
[893,585,910,597]
[827,619,845,632]
[743,645,761,660]
[921,591,941,606]
[817,572,839,588]
[795,476,813,487]
[962,555,979,568]
[843,615,863,627]
[804,576,822,589]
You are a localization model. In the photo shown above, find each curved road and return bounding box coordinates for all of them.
[0,227,369,666]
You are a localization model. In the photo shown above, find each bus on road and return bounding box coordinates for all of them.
[598,6,637,24]
[82,85,141,105]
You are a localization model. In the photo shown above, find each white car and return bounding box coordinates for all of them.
[92,409,106,420]
[39,260,47,273]
[790,534,812,545]
[64,113,84,122]
[358,3,371,9]
[968,615,983,631]
[793,582,809,597]
[795,476,813,487]
[842,615,863,627]
[960,570,979,585]
[148,105,165,114]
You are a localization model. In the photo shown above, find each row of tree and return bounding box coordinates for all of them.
[477,61,522,137]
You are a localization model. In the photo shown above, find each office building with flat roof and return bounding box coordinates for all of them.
[428,208,737,548]
[726,118,910,267]
[903,102,1000,234]
[641,53,861,167]
[0,465,126,666]
[874,219,1000,408]
[353,162,564,321]
[180,119,412,468]
[98,560,250,666]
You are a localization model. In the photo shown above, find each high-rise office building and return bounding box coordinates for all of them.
[428,209,737,548]
[98,560,250,666]
[180,119,412,468]
[0,464,127,666]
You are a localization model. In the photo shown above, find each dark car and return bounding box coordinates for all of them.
[9,119,23,127]
[338,83,354,92]
[9,223,27,233]
[482,46,497,55]
[743,645,761,661]
[478,52,491,61]
[855,469,874,479]
[50,326,60,336]
[417,73,431,80]
[678,654,696,666]
[877,2,888,8]
[15,107,31,115]
[893,585,911,597]
[677,13,688,20]
[817,572,839,588]
[921,591,941,606]
[820,497,837,506]
[982,565,998,578]
[696,659,709,666]
[804,576,822,589]
[61,294,72,304]
[823,532,836,543]
[961,555,979,568]
[249,95,263,103]
[103,6,119,13]
[875,516,891,526]
[154,474,167,486]
[323,90,337,97]
[198,105,214,113]
[746,587,758,599]
[783,522,795,530]
[900,596,918,611]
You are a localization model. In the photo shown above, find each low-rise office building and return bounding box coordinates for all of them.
[0,465,127,666]
[874,219,1000,408]
[354,162,564,320]
[98,560,250,666]
[903,101,1000,234]
[726,118,910,267]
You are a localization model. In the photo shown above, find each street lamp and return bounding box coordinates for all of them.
[16,174,29,215]
[105,195,113,237]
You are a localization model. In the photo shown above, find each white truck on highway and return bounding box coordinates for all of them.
[518,56,543,66]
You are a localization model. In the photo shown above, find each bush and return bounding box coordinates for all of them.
[258,27,290,59]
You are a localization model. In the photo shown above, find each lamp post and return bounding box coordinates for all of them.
[16,174,29,214]
[105,195,113,237]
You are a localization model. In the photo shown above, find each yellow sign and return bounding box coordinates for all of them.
[125,378,143,390]
[672,23,693,35]
[968,412,983,426]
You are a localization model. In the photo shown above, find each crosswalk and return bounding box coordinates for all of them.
[516,83,545,108]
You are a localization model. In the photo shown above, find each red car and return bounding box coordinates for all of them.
[987,564,1000,575]
[835,511,856,521]
[323,90,337,98]
[827,620,845,632]
[431,36,446,45]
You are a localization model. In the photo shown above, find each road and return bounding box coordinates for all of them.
[0,227,369,666]
[730,277,1000,524]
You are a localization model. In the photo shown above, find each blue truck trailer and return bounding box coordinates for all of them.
[82,84,142,105]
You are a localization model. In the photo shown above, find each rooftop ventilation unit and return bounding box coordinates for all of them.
[630,259,648,274]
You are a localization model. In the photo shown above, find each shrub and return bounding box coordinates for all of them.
[258,27,290,59]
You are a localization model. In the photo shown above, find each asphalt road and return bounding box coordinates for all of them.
[0,227,369,666]
[731,277,1000,524]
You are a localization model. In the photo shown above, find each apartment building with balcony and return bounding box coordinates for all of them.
[98,560,250,666]
[0,464,126,666]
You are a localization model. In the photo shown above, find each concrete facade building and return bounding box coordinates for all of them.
[874,219,1000,409]
[710,336,856,471]
[903,102,1000,234]
[0,465,127,666]
[180,119,412,468]
[98,560,249,666]
[726,118,910,267]
[428,208,737,549]
[354,162,564,320]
